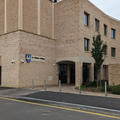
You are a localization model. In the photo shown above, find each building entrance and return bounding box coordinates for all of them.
[58,61,75,85]
[83,63,90,84]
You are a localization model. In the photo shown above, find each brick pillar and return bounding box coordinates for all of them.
[67,64,70,84]
[75,61,82,87]
[56,64,59,85]
[89,63,94,82]
[100,65,104,80]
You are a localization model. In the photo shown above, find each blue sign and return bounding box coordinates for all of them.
[25,54,31,63]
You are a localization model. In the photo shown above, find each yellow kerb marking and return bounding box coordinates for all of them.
[0,96,120,119]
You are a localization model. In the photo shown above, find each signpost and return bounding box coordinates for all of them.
[59,80,61,92]
[79,80,81,94]
[105,81,107,96]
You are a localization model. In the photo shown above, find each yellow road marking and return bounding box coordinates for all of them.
[0,96,120,119]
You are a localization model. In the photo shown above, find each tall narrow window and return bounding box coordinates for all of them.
[84,38,89,51]
[104,24,107,36]
[95,19,99,32]
[84,12,89,26]
[111,47,116,57]
[104,45,107,55]
[111,28,116,39]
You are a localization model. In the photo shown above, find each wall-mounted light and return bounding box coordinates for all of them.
[49,0,58,3]
[53,64,56,66]
[11,60,16,64]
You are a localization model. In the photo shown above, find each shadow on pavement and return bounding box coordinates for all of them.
[0,87,14,90]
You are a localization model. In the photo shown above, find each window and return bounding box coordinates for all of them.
[84,38,89,51]
[104,45,107,55]
[84,12,89,26]
[111,28,116,39]
[111,47,116,57]
[104,24,107,36]
[95,19,99,32]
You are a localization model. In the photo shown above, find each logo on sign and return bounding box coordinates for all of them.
[25,54,31,63]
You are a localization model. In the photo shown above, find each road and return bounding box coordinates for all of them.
[0,96,120,120]
[25,91,120,110]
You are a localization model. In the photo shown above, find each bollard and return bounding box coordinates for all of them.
[32,80,34,89]
[105,81,107,96]
[79,80,81,94]
[44,80,47,91]
[59,80,61,92]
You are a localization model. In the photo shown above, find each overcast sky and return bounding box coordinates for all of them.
[89,0,120,20]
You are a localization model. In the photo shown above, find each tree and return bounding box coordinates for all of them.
[91,34,106,87]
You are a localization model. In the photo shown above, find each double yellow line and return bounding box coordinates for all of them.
[0,96,120,119]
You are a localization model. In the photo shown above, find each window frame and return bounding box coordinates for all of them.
[104,45,107,56]
[104,24,107,36]
[95,18,100,32]
[111,47,116,57]
[84,38,90,51]
[111,28,116,39]
[84,12,89,26]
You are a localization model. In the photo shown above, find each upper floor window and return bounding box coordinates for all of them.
[95,19,99,32]
[104,24,107,36]
[111,47,116,57]
[84,12,89,26]
[111,28,116,39]
[104,45,107,55]
[84,38,90,51]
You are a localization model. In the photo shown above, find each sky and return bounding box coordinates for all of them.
[57,0,120,20]
[89,0,120,20]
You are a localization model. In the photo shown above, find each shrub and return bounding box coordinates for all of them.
[81,82,120,95]
[100,86,111,92]
[110,85,120,95]
[100,85,120,95]
[82,82,97,88]
[82,80,109,88]
[99,80,109,87]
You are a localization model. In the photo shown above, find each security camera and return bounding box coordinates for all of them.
[20,59,24,63]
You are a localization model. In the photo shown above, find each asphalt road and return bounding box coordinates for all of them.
[25,91,120,111]
[0,98,118,120]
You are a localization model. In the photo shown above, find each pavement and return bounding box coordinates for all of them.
[0,88,38,97]
[0,85,120,98]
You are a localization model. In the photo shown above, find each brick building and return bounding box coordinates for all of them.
[0,0,120,88]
